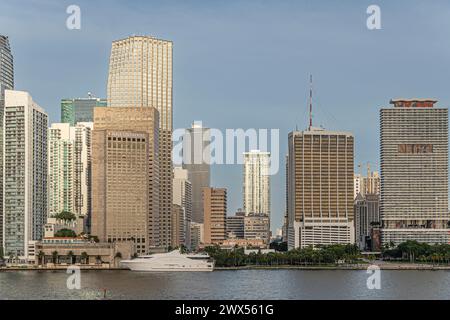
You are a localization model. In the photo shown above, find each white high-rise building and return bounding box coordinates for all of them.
[243,150,270,217]
[173,167,192,248]
[3,90,48,259]
[380,99,449,245]
[48,122,93,219]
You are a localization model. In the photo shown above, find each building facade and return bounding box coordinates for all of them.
[4,90,48,258]
[287,127,355,249]
[183,121,211,223]
[226,210,245,239]
[244,213,270,245]
[354,193,380,250]
[203,187,227,245]
[107,35,173,247]
[91,107,159,255]
[61,95,107,125]
[243,150,271,217]
[380,99,449,245]
[48,122,93,222]
[0,35,14,254]
[173,167,192,248]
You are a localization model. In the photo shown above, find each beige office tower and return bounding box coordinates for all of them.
[107,35,173,247]
[287,127,355,249]
[380,99,449,245]
[171,204,184,248]
[203,188,227,245]
[91,107,159,255]
[183,121,211,223]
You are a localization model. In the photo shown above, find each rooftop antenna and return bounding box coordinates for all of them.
[309,74,313,130]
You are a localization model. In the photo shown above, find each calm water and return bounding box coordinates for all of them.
[1,269,450,299]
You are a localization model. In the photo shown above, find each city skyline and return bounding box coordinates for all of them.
[3,1,450,232]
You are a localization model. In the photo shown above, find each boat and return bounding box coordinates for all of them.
[120,250,215,272]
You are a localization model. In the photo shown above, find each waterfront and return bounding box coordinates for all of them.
[1,270,450,300]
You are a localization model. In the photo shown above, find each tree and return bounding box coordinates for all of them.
[53,211,76,221]
[37,251,45,265]
[81,252,88,264]
[67,251,75,264]
[54,229,77,238]
[52,251,59,264]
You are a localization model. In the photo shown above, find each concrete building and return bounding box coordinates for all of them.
[190,222,204,251]
[48,123,93,226]
[354,193,380,250]
[243,150,271,218]
[354,165,380,198]
[4,90,48,258]
[171,204,184,248]
[203,188,227,245]
[244,213,270,245]
[61,95,106,125]
[33,240,134,268]
[226,210,245,239]
[0,35,14,254]
[107,35,173,247]
[380,99,449,245]
[287,127,355,249]
[173,167,192,248]
[91,107,159,255]
[183,121,211,223]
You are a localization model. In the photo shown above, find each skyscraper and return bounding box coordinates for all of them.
[173,167,192,248]
[380,99,449,245]
[4,90,47,259]
[183,121,211,223]
[48,122,93,219]
[203,187,227,245]
[354,193,380,250]
[0,35,13,254]
[107,35,173,247]
[287,127,355,249]
[92,107,159,255]
[243,150,270,217]
[61,95,106,125]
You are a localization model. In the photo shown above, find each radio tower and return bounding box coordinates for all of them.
[309,74,313,130]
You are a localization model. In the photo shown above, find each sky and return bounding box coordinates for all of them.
[2,0,450,231]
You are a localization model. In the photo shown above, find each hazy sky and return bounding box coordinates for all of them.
[2,0,450,231]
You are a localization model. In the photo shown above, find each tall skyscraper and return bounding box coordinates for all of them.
[107,35,173,247]
[380,99,449,245]
[48,122,93,219]
[61,95,106,125]
[183,121,211,223]
[243,150,270,217]
[354,193,380,250]
[173,167,192,248]
[203,187,227,245]
[0,35,13,255]
[4,90,47,258]
[92,107,159,255]
[287,127,355,249]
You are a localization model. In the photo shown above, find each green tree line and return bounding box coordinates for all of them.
[203,244,361,267]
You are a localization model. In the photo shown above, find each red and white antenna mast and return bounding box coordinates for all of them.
[309,74,313,130]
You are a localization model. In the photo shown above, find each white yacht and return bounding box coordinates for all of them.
[120,250,215,272]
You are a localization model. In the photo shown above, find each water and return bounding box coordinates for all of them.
[0,269,449,299]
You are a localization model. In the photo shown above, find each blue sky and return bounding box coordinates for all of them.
[2,0,450,231]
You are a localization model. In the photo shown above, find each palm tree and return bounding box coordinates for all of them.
[51,251,59,264]
[67,251,74,264]
[81,252,88,264]
[37,251,45,265]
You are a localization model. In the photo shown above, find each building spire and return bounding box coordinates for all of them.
[309,74,313,130]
